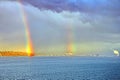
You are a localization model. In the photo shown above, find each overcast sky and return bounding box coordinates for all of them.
[0,0,120,56]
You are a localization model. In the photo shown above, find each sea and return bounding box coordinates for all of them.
[0,56,120,80]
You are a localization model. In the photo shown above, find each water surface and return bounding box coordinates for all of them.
[0,56,120,80]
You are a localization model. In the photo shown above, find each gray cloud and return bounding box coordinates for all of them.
[0,1,26,45]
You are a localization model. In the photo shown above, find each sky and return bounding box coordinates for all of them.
[0,0,120,56]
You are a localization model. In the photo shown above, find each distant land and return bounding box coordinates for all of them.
[0,51,118,57]
[0,51,30,56]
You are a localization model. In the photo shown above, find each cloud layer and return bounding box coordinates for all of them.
[22,0,120,16]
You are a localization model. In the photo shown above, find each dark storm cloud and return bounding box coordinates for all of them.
[21,0,120,16]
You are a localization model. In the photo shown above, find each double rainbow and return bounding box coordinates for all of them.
[17,0,75,56]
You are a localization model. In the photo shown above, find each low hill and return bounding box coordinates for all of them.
[0,51,29,56]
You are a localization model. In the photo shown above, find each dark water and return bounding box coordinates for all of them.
[0,57,120,80]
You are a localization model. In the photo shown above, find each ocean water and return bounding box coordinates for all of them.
[0,56,120,80]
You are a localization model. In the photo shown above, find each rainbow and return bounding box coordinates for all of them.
[18,0,34,56]
[66,24,75,56]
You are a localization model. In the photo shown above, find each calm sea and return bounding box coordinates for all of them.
[0,56,120,80]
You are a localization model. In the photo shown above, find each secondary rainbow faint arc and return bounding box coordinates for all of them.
[18,0,34,56]
[66,23,75,56]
